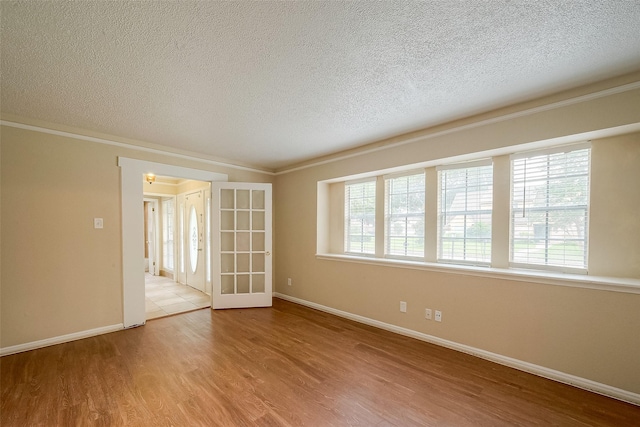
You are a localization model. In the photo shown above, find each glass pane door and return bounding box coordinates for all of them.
[213,183,272,308]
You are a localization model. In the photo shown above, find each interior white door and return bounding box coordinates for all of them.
[212,183,272,309]
[185,190,206,292]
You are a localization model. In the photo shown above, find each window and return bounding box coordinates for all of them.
[345,180,376,254]
[385,172,425,258]
[179,201,185,274]
[206,196,211,282]
[510,145,590,271]
[162,198,175,271]
[438,161,493,264]
[321,142,594,277]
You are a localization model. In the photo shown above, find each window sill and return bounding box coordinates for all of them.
[315,253,640,294]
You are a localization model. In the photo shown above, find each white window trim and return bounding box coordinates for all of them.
[319,141,638,294]
[384,171,426,259]
[383,168,426,180]
[344,179,377,255]
[344,177,377,185]
[510,141,591,161]
[509,144,591,272]
[437,162,493,265]
[436,158,492,171]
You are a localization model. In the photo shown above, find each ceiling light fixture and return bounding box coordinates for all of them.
[145,174,156,184]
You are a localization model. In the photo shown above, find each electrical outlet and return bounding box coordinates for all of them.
[287,278,292,286]
[425,308,432,320]
[435,310,442,322]
[94,218,104,229]
[400,301,407,313]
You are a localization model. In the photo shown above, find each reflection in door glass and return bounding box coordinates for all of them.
[221,275,234,294]
[237,190,250,209]
[189,205,198,273]
[252,190,265,209]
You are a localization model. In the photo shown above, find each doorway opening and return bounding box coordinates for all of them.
[143,174,212,320]
[119,157,228,328]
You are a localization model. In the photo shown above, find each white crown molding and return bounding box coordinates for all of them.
[274,293,640,406]
[0,323,124,357]
[275,80,640,175]
[3,80,639,176]
[0,120,275,176]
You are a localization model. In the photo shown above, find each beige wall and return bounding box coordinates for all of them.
[589,134,640,278]
[0,124,273,348]
[274,81,640,394]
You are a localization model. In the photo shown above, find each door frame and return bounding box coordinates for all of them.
[118,157,227,328]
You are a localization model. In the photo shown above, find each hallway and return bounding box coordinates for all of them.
[145,274,210,320]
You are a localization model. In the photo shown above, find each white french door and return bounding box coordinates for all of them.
[212,182,272,309]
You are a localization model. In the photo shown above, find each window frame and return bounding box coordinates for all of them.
[162,197,175,272]
[330,143,594,276]
[383,170,426,260]
[509,143,591,274]
[344,178,377,256]
[437,160,493,266]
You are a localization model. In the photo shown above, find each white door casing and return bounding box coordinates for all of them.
[118,157,227,328]
[212,182,272,309]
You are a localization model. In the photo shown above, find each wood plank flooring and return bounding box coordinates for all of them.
[2,298,639,426]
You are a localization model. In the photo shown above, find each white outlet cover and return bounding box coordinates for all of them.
[425,308,432,320]
[435,310,442,322]
[94,218,104,229]
[400,301,407,313]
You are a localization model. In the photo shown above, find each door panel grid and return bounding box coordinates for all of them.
[219,188,267,296]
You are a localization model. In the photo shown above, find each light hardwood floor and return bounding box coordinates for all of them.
[145,273,211,320]
[1,298,639,426]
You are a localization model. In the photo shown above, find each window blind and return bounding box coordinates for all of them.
[438,164,493,264]
[344,180,376,254]
[510,146,590,270]
[385,172,425,258]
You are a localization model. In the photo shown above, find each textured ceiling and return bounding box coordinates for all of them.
[2,1,640,170]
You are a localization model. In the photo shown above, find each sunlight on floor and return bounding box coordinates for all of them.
[145,273,211,320]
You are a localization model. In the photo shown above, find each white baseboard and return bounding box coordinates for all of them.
[0,324,124,357]
[274,292,640,406]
